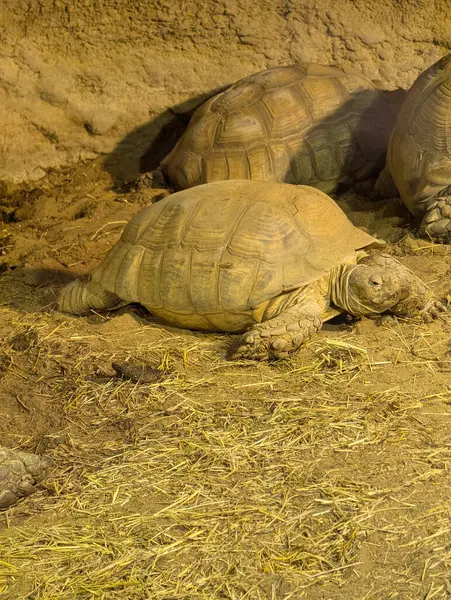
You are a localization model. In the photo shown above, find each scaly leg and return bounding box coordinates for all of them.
[131,167,173,195]
[0,447,53,509]
[419,185,451,243]
[229,300,323,361]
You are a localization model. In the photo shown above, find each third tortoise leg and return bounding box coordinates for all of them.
[131,167,173,196]
[358,254,446,321]
[230,300,323,361]
[420,184,451,243]
[57,279,124,316]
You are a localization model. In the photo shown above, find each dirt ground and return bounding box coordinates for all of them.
[0,160,451,599]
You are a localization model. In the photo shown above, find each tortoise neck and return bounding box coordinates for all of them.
[329,264,361,314]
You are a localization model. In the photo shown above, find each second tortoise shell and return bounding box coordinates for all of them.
[163,64,403,193]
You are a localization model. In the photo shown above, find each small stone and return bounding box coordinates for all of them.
[112,361,168,384]
[9,330,38,351]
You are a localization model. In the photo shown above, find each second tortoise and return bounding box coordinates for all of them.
[158,63,404,194]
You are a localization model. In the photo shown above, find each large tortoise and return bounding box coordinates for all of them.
[158,63,404,193]
[378,54,451,242]
[57,181,444,361]
[0,447,53,509]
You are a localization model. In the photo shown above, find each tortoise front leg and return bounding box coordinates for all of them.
[131,167,173,195]
[229,300,323,361]
[357,254,446,321]
[419,184,451,243]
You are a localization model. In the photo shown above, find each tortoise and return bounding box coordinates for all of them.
[155,63,404,193]
[377,54,451,242]
[57,180,444,361]
[0,447,53,509]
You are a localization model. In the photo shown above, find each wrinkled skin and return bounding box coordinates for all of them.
[382,54,451,242]
[231,254,446,360]
[356,254,445,322]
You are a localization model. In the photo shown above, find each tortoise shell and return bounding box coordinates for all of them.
[162,64,403,193]
[387,54,451,216]
[0,447,53,509]
[90,180,377,332]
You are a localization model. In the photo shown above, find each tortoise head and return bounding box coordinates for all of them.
[333,263,408,316]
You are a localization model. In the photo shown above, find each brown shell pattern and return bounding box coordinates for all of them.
[163,64,399,193]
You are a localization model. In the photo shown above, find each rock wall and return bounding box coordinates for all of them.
[0,0,449,185]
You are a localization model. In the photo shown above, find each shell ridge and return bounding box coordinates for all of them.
[91,241,128,291]
[177,196,206,248]
[218,200,254,308]
[330,77,354,103]
[112,244,137,300]
[290,82,315,124]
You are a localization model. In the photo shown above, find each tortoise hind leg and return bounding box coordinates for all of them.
[57,279,124,316]
[229,300,323,361]
[420,185,451,243]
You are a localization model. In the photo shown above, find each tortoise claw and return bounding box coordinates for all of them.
[420,299,447,322]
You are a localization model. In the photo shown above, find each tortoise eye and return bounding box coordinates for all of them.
[369,275,383,287]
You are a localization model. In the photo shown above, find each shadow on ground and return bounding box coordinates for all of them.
[103,87,228,188]
[0,268,77,313]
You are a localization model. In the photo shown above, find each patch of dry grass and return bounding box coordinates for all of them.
[0,285,451,599]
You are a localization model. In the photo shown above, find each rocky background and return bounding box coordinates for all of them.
[0,0,449,186]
